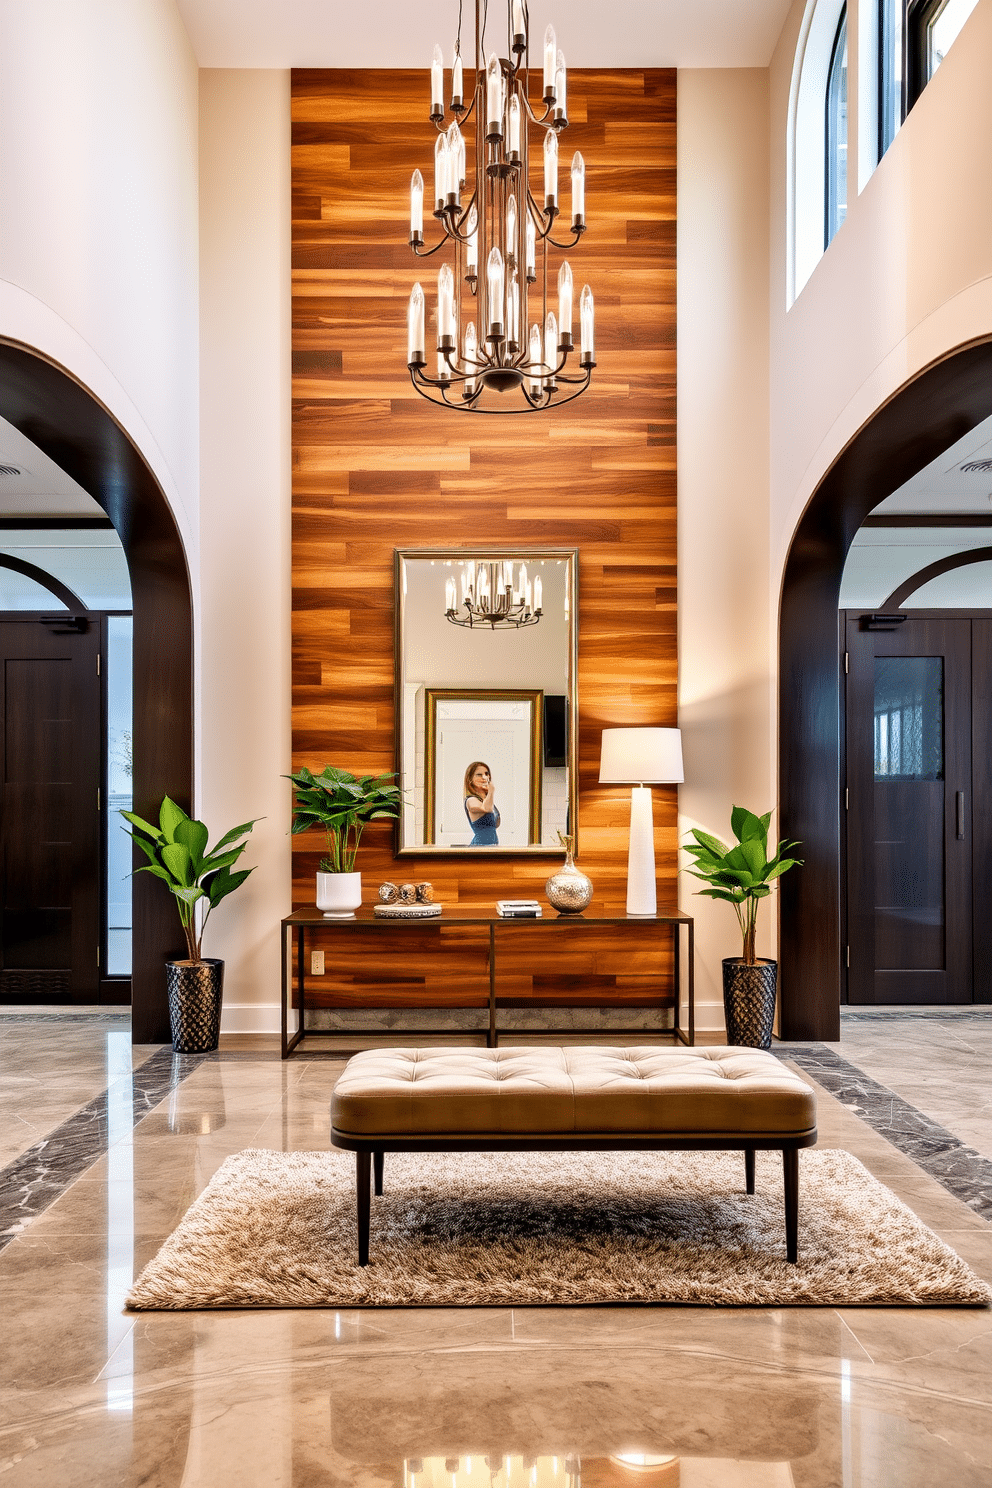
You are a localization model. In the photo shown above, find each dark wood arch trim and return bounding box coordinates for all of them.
[778,337,992,1040]
[0,339,193,1043]
[0,553,87,611]
[882,545,992,609]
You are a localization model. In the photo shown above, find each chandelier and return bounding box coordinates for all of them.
[406,0,595,413]
[445,559,543,628]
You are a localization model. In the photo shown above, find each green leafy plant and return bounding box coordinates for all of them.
[285,765,402,873]
[120,798,259,962]
[683,806,802,964]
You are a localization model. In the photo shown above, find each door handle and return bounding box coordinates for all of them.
[956,791,965,840]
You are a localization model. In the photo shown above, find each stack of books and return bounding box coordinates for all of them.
[496,900,543,918]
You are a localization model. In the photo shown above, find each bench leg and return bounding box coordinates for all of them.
[744,1148,755,1194]
[356,1150,371,1266]
[373,1150,384,1197]
[783,1148,799,1264]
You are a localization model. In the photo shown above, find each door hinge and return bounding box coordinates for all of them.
[844,651,849,674]
[96,653,101,676]
[846,945,850,968]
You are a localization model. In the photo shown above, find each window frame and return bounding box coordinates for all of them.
[824,5,849,250]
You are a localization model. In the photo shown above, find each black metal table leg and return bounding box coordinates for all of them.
[745,1147,755,1194]
[373,1150,384,1196]
[489,923,497,1047]
[783,1147,799,1263]
[356,1150,371,1266]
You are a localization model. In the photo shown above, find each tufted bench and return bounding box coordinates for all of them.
[330,1045,818,1266]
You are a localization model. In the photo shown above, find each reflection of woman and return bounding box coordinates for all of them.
[464,760,500,846]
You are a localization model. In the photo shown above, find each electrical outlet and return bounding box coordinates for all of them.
[310,950,325,975]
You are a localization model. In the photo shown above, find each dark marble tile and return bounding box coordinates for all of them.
[779,1042,992,1221]
[0,1047,209,1248]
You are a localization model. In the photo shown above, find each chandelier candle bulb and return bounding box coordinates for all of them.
[512,0,526,48]
[526,216,537,281]
[506,194,518,262]
[571,152,585,227]
[451,47,463,110]
[544,130,559,208]
[508,95,522,161]
[555,51,568,123]
[463,322,478,397]
[486,247,505,338]
[433,134,448,212]
[445,576,457,611]
[529,324,543,395]
[431,43,445,120]
[465,206,479,281]
[543,24,557,100]
[580,284,595,364]
[437,350,450,383]
[533,574,543,611]
[437,263,455,346]
[410,170,424,242]
[407,283,426,364]
[446,124,464,201]
[507,270,521,349]
[544,311,559,381]
[486,54,504,140]
[558,261,573,343]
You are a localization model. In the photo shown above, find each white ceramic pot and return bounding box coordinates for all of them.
[316,871,362,918]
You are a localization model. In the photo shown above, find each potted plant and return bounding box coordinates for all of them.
[120,798,259,1053]
[683,807,802,1049]
[285,765,402,917]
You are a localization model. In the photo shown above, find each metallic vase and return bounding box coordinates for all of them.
[545,837,593,915]
[722,958,777,1049]
[166,958,224,1054]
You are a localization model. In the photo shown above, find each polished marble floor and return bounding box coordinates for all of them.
[0,1008,989,1487]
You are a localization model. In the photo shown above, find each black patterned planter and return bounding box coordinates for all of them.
[166,959,224,1053]
[722,958,777,1049]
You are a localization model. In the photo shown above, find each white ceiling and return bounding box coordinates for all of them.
[176,0,795,69]
[872,411,992,516]
[0,416,104,518]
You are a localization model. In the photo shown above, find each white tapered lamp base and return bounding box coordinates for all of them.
[626,785,657,916]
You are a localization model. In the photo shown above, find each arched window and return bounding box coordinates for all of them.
[825,8,848,249]
[788,0,848,303]
[882,0,979,158]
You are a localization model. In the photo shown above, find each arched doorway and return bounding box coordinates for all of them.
[0,340,193,1043]
[778,337,992,1040]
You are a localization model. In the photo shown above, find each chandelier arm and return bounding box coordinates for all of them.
[546,226,586,250]
[412,235,455,259]
[525,190,561,245]
[520,91,556,128]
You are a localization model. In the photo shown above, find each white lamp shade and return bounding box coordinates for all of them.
[599,727,683,784]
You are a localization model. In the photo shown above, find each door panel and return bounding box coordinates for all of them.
[846,615,972,1004]
[0,618,101,1001]
[974,619,992,1003]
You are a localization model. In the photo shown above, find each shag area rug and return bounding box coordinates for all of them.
[127,1147,991,1309]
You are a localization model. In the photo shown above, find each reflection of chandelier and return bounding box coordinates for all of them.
[406,0,596,413]
[445,559,542,629]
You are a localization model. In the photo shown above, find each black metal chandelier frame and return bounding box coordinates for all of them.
[407,0,595,413]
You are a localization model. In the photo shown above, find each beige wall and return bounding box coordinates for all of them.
[198,70,292,1028]
[677,70,773,1028]
[0,0,200,556]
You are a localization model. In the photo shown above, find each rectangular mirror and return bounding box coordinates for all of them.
[395,548,578,854]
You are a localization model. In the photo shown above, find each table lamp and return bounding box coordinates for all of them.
[599,727,684,916]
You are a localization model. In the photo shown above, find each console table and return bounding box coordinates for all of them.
[280,906,694,1057]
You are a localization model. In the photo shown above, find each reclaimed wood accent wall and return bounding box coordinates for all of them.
[291,68,677,1011]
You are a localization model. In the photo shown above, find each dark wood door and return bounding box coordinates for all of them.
[846,614,972,1003]
[0,616,101,1002]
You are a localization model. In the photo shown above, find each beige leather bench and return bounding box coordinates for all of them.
[330,1045,818,1266]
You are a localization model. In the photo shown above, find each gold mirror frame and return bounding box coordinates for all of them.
[424,687,543,845]
[394,547,579,856]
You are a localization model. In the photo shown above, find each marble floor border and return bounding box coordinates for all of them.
[839,1006,992,1021]
[780,1042,992,1221]
[0,1046,206,1250]
[0,1010,130,1023]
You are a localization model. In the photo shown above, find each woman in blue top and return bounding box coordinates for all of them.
[463,760,500,846]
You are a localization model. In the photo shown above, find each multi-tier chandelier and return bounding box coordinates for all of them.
[445,559,543,628]
[406,0,595,413]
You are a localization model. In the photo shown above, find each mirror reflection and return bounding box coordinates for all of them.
[395,549,578,854]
